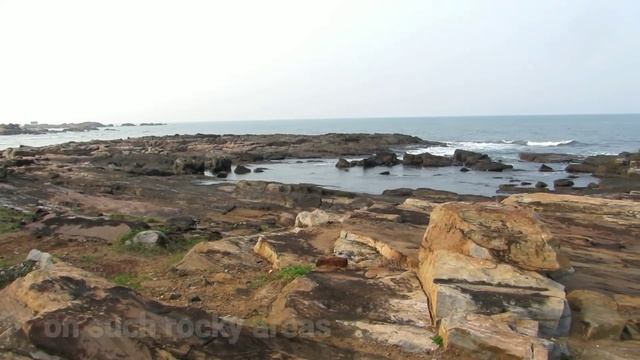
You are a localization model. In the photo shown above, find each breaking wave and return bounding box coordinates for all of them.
[406,139,578,157]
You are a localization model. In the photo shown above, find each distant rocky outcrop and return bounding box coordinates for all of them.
[520,152,584,163]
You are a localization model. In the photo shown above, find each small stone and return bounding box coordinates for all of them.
[131,230,168,247]
[535,181,548,188]
[460,167,470,172]
[190,295,202,303]
[379,171,390,175]
[554,179,574,187]
[234,165,251,175]
[539,164,554,172]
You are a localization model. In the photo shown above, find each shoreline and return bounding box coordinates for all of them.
[0,132,639,358]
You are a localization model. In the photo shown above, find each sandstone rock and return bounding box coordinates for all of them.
[294,209,343,228]
[418,250,569,336]
[568,290,626,340]
[554,178,574,187]
[30,215,140,243]
[422,202,561,271]
[268,270,437,353]
[615,294,640,340]
[129,230,168,247]
[333,234,383,267]
[253,228,333,269]
[502,193,640,221]
[175,235,262,273]
[0,261,353,358]
[439,313,554,360]
[234,165,251,174]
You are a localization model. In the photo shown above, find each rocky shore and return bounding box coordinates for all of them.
[0,133,639,359]
[0,122,115,135]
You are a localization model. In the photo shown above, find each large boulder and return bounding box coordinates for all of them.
[453,149,489,166]
[422,202,562,271]
[567,290,626,340]
[403,152,453,167]
[418,250,570,337]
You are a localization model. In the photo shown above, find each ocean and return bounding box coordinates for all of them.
[2,114,639,196]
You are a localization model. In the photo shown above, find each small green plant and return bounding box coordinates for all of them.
[431,335,444,347]
[248,274,270,289]
[79,255,97,264]
[0,259,8,268]
[0,207,34,234]
[111,273,144,290]
[275,265,314,282]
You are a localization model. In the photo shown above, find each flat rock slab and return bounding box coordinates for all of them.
[268,270,437,354]
[27,215,145,242]
[440,313,554,360]
[340,218,426,269]
[253,227,340,269]
[175,234,265,273]
[0,262,368,359]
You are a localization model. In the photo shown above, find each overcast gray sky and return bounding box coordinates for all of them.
[0,0,638,124]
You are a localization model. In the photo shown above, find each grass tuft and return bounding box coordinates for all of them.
[0,207,34,234]
[111,273,144,290]
[249,265,314,289]
[275,265,314,281]
[431,335,444,347]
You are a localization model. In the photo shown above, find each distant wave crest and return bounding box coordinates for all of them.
[502,139,578,146]
[407,139,578,157]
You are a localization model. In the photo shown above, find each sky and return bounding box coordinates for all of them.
[0,0,639,124]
